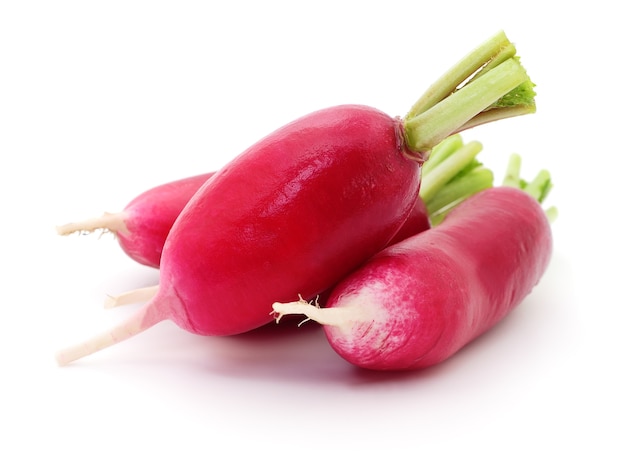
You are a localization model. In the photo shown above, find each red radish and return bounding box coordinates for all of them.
[56,31,536,365]
[57,173,215,268]
[104,135,494,309]
[272,156,556,371]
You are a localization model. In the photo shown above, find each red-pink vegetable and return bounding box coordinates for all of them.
[272,160,555,371]
[55,32,535,365]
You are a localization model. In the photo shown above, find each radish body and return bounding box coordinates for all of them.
[273,186,553,371]
[157,105,420,335]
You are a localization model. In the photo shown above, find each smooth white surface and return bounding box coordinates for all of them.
[2,1,624,457]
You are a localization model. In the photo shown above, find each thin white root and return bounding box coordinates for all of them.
[55,304,160,366]
[56,211,128,236]
[104,285,159,309]
[271,295,351,327]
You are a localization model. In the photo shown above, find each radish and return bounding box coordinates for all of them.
[104,135,494,309]
[56,31,535,365]
[57,172,215,268]
[272,155,556,371]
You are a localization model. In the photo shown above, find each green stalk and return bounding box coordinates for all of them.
[401,31,535,157]
[426,167,494,225]
[419,140,484,204]
[502,152,522,187]
[406,31,516,118]
[523,169,553,203]
[421,134,464,176]
[404,58,532,153]
[502,154,557,222]
[418,136,494,226]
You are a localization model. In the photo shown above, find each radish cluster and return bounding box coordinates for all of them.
[55,31,554,371]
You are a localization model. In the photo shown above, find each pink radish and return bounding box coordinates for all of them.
[55,31,535,365]
[272,155,556,371]
[57,173,215,268]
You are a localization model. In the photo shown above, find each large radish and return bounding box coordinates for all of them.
[56,31,535,365]
[272,155,556,371]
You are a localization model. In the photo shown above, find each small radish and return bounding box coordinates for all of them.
[57,172,215,268]
[56,31,535,365]
[105,135,494,309]
[272,155,556,371]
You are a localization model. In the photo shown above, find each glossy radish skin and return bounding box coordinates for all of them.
[274,187,553,371]
[163,105,421,336]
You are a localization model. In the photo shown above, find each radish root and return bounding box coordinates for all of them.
[55,303,160,366]
[56,212,128,236]
[272,296,359,328]
[105,285,159,309]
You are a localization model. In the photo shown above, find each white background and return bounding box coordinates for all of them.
[2,1,624,457]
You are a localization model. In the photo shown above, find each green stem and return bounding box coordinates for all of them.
[426,167,494,225]
[401,31,535,156]
[523,169,553,203]
[502,154,557,222]
[421,134,464,176]
[404,58,532,153]
[406,31,516,119]
[502,152,522,187]
[419,140,484,204]
[417,135,494,226]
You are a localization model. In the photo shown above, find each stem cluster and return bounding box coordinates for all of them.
[402,31,536,156]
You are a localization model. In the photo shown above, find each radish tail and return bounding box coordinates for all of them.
[272,296,361,329]
[104,285,159,309]
[55,302,162,366]
[56,212,128,235]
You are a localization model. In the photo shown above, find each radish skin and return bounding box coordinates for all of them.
[273,167,554,371]
[56,31,536,365]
